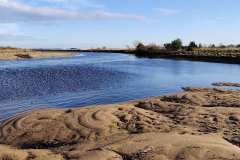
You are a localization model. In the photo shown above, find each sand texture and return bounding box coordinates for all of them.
[0,48,74,60]
[1,87,240,159]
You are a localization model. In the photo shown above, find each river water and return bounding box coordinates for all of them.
[0,52,239,120]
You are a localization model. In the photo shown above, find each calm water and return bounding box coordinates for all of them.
[0,52,240,120]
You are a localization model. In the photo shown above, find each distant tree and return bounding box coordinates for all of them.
[198,43,203,48]
[146,43,161,52]
[187,41,198,51]
[219,44,226,48]
[164,43,172,50]
[227,44,235,48]
[237,44,240,48]
[171,39,183,50]
[164,38,183,51]
[135,42,145,51]
[210,44,216,48]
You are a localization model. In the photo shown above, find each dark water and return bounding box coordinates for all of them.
[0,52,240,120]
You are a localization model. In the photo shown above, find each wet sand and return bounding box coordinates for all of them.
[1,87,240,159]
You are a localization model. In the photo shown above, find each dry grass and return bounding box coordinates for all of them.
[0,48,74,60]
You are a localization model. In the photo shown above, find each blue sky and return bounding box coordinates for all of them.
[0,0,239,48]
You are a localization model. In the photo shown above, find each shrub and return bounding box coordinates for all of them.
[210,44,216,48]
[171,39,183,50]
[135,42,144,50]
[187,41,198,51]
[164,38,183,51]
[219,44,226,48]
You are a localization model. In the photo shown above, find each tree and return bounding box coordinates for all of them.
[164,38,183,51]
[164,43,172,50]
[210,44,216,48]
[227,44,235,48]
[146,43,161,53]
[219,44,226,48]
[187,41,198,51]
[171,38,183,50]
[135,42,145,51]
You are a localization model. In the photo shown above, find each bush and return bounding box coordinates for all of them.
[210,44,216,48]
[146,44,161,52]
[171,39,183,50]
[135,42,145,51]
[134,42,162,57]
[164,43,172,50]
[219,44,226,48]
[187,41,198,51]
[164,38,183,51]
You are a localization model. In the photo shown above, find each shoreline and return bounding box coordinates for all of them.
[0,48,74,60]
[1,86,240,159]
[80,49,240,64]
[2,48,240,64]
[67,48,240,64]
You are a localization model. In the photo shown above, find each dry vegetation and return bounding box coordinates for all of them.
[0,47,74,60]
[193,47,240,57]
[1,86,240,159]
[134,40,240,61]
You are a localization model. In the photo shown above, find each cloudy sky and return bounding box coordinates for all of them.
[0,0,239,48]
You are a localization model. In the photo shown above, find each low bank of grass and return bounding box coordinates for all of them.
[0,48,74,60]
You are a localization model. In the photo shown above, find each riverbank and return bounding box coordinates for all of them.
[1,85,240,160]
[78,48,240,64]
[3,47,240,64]
[0,48,74,60]
[136,48,240,64]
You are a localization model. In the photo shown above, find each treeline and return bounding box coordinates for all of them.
[133,39,240,58]
[135,39,240,53]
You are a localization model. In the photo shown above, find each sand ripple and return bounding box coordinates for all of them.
[1,87,240,159]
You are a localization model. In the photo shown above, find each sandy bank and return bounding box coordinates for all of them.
[0,48,74,60]
[1,87,240,159]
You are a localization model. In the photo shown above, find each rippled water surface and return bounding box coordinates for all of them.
[0,52,240,120]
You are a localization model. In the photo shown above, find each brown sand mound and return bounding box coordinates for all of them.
[1,87,240,159]
[0,145,64,160]
[0,48,73,60]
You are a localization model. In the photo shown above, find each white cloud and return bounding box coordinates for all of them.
[0,0,144,23]
[153,8,180,16]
